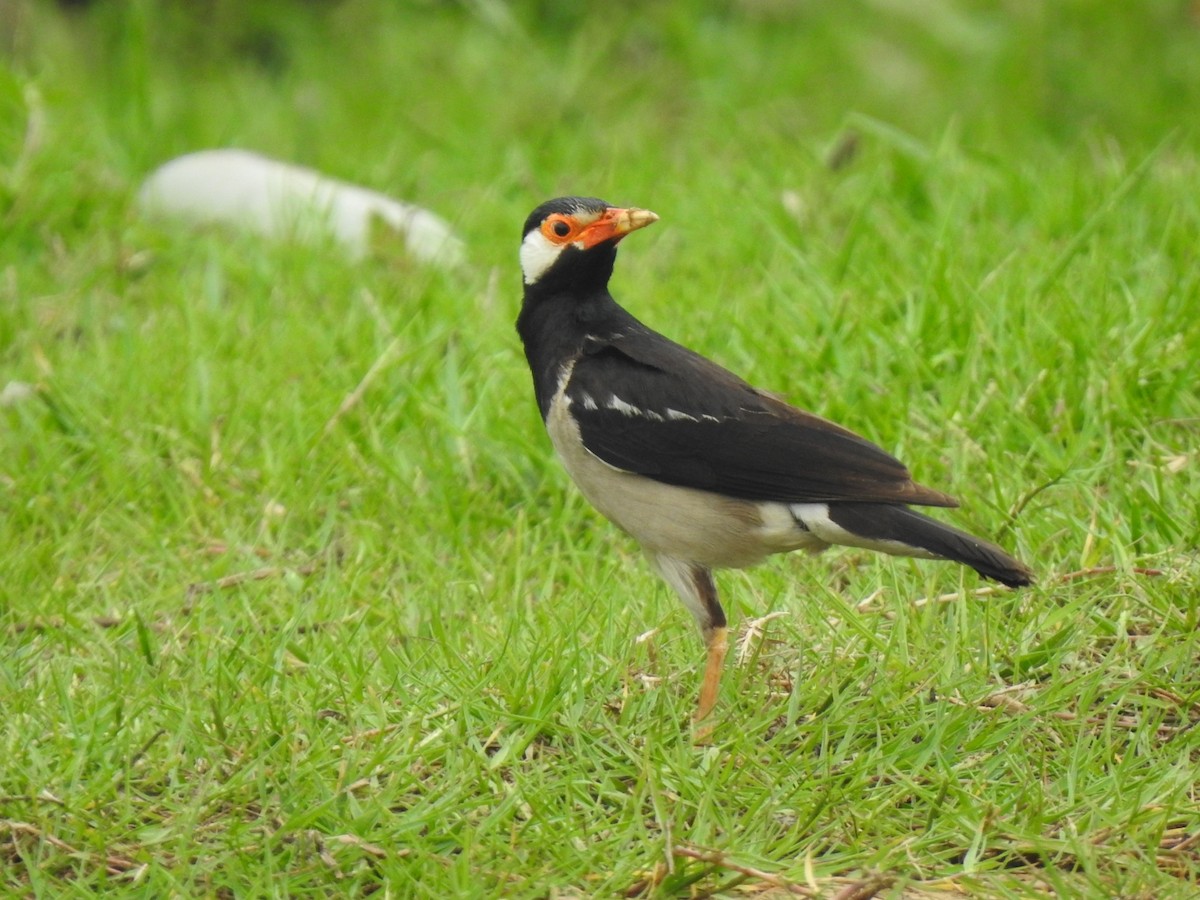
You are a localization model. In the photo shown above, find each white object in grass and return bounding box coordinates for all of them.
[137,149,465,267]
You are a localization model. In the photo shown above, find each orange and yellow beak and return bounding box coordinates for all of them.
[576,206,659,249]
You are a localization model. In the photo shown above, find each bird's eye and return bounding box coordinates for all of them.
[552,220,571,237]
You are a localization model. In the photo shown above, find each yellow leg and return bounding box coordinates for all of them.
[694,626,728,737]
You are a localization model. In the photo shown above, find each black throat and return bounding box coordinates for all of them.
[516,243,635,419]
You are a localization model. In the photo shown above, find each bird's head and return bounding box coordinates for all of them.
[519,196,659,289]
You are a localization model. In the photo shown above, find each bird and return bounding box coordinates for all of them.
[515,195,1033,730]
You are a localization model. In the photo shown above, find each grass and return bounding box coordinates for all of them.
[2,1,1199,896]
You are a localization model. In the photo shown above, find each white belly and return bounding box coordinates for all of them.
[545,392,828,569]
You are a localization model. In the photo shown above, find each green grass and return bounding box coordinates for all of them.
[2,1,1199,896]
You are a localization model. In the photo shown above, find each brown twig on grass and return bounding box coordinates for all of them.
[735,611,789,666]
[10,616,123,633]
[857,584,1003,613]
[1,820,142,878]
[186,561,320,597]
[671,844,817,896]
[1056,565,1165,581]
[1162,829,1200,855]
[857,564,1167,613]
[199,541,273,559]
[339,723,402,746]
[952,689,1186,742]
[832,874,896,900]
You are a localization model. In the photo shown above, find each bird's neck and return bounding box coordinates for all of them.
[517,283,637,419]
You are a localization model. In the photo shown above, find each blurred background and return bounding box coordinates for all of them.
[4,0,1199,229]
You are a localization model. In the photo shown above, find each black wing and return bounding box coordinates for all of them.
[566,330,957,508]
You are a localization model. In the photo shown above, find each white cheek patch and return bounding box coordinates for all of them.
[521,207,607,285]
[520,230,566,285]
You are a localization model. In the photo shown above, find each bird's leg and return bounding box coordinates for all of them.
[696,623,728,724]
[687,567,727,728]
[649,556,728,735]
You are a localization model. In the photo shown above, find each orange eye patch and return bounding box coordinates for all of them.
[540,214,579,243]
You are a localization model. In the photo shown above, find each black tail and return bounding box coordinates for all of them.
[827,504,1034,588]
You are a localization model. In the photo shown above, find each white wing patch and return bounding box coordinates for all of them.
[664,408,722,423]
[606,395,664,422]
